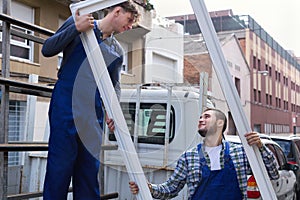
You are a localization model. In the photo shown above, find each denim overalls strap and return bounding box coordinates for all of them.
[191,142,243,200]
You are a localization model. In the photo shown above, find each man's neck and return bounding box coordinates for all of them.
[204,133,222,147]
[98,17,114,39]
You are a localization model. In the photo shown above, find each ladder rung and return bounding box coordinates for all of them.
[7,188,118,200]
[0,142,118,152]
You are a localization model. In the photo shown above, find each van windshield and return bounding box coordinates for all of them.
[109,102,175,145]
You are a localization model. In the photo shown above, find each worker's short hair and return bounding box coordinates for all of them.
[203,108,227,133]
[108,0,140,22]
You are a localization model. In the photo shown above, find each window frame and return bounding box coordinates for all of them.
[109,102,175,145]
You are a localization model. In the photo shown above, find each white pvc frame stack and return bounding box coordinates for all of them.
[69,0,152,199]
[190,0,277,199]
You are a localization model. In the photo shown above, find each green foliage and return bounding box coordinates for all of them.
[144,0,154,11]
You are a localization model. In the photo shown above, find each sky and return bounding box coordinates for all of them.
[150,0,300,57]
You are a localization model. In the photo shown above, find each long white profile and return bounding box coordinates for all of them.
[189,0,277,199]
[70,1,152,199]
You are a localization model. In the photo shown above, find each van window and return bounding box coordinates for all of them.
[109,103,175,145]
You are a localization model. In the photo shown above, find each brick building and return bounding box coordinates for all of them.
[170,10,300,135]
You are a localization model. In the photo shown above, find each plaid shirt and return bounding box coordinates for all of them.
[151,141,279,200]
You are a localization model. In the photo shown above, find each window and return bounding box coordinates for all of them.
[8,100,27,166]
[0,1,34,61]
[258,90,261,103]
[253,89,257,102]
[253,124,261,133]
[109,103,175,145]
[274,145,287,170]
[234,77,240,97]
[253,56,256,69]
[227,60,233,68]
[118,41,129,73]
[266,144,287,170]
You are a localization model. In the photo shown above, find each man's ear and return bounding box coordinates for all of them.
[113,6,122,17]
[216,119,224,129]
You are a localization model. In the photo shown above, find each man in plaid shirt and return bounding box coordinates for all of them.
[129,108,279,199]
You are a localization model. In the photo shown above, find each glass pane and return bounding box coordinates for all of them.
[109,102,175,145]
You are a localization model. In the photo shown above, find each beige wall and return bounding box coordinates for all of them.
[12,0,71,80]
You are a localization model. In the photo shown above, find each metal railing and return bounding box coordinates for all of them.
[0,4,118,200]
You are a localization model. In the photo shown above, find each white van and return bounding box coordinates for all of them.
[102,84,214,199]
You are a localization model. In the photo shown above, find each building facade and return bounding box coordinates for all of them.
[171,10,300,135]
[184,33,251,135]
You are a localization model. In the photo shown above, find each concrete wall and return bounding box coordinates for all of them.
[144,23,184,83]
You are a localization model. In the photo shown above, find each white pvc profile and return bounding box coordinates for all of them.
[70,1,152,199]
[189,0,277,199]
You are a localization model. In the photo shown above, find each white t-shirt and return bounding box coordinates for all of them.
[205,144,222,170]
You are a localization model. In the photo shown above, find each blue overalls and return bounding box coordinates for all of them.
[191,142,243,200]
[42,16,122,200]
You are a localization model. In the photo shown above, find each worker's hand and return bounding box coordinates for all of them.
[129,181,139,195]
[106,117,115,132]
[75,9,94,32]
[244,132,263,149]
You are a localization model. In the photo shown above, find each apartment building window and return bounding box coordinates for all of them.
[227,60,233,68]
[292,104,295,112]
[268,66,272,77]
[283,100,288,111]
[266,94,269,105]
[257,59,261,71]
[253,56,257,69]
[258,90,261,103]
[291,81,296,90]
[8,100,27,166]
[283,76,289,87]
[253,124,261,133]
[119,41,129,73]
[0,1,34,61]
[269,95,272,106]
[235,77,240,97]
[253,89,257,102]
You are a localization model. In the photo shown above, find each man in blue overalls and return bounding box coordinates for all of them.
[42,1,139,199]
[129,108,279,199]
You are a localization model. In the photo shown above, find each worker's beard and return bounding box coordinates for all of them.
[198,128,207,137]
[198,124,217,138]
